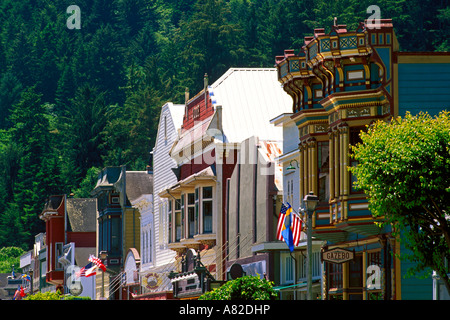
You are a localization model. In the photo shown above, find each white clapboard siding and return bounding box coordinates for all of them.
[150,102,185,268]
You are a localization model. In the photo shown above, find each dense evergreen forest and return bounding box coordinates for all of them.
[0,0,449,250]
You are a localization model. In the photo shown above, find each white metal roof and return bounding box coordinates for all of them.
[166,102,185,135]
[209,68,292,143]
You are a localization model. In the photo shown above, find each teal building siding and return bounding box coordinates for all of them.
[399,241,433,300]
[398,63,450,116]
[275,19,450,300]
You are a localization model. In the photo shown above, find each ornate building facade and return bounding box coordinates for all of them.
[275,19,450,300]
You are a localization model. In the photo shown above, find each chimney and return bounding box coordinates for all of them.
[184,87,189,119]
[204,73,209,108]
[185,87,190,103]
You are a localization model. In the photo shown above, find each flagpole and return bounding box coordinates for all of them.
[303,192,319,301]
[290,252,297,300]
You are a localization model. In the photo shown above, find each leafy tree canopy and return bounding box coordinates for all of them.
[199,275,278,300]
[351,111,450,294]
[0,246,25,273]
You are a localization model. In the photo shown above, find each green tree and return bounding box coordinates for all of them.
[350,111,450,295]
[0,71,23,129]
[102,62,163,170]
[59,85,108,191]
[72,166,101,198]
[6,87,54,247]
[71,23,126,105]
[435,5,450,51]
[199,276,278,300]
[174,0,243,92]
[0,246,25,273]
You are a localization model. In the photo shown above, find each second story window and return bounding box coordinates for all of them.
[318,141,330,203]
[193,106,200,119]
[187,193,196,238]
[175,198,182,241]
[202,187,213,234]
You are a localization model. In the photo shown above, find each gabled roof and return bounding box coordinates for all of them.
[124,171,153,202]
[170,115,213,157]
[166,102,185,134]
[92,166,153,205]
[66,198,97,232]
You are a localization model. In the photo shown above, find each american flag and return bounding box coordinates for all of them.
[76,262,97,278]
[276,202,303,250]
[89,255,107,272]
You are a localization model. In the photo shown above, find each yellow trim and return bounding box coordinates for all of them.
[305,84,312,104]
[342,262,349,300]
[398,54,450,64]
[336,66,344,86]
[321,89,387,109]
[327,237,380,249]
[363,63,370,82]
[393,61,399,117]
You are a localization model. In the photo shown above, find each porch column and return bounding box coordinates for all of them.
[343,262,349,300]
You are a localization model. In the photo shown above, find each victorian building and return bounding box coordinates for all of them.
[159,68,291,299]
[274,19,450,300]
[39,194,97,298]
[134,102,185,300]
[91,166,152,299]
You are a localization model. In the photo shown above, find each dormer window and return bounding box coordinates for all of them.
[193,106,200,119]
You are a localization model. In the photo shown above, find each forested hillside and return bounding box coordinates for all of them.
[0,0,448,249]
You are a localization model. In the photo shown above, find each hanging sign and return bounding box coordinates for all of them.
[321,247,354,264]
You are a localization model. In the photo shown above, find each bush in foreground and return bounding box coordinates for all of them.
[199,275,278,300]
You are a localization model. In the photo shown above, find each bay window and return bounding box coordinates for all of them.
[187,193,196,238]
[175,198,182,241]
[202,187,213,234]
[168,185,214,243]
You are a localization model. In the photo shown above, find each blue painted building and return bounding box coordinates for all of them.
[274,19,450,300]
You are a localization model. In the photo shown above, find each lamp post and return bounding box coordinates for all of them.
[100,251,108,299]
[303,191,318,300]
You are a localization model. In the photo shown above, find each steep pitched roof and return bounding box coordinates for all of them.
[125,171,153,202]
[66,198,97,232]
[167,102,185,135]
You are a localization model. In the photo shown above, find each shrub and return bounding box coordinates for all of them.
[24,291,62,300]
[199,276,278,300]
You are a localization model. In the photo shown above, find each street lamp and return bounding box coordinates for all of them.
[100,251,108,299]
[303,191,318,300]
[286,159,299,171]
